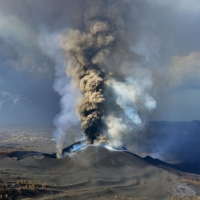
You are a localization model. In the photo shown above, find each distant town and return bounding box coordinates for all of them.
[0,126,55,153]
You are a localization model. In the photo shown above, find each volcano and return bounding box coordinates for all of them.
[0,142,199,199]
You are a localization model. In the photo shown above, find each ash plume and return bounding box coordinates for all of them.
[54,0,156,153]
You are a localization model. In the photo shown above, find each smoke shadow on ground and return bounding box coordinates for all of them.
[134,121,200,163]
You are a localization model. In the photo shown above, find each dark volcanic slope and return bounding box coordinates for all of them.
[145,155,200,175]
[6,140,87,160]
[0,144,200,200]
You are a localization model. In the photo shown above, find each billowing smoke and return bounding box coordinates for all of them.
[60,29,106,143]
[54,0,156,154]
[0,0,200,162]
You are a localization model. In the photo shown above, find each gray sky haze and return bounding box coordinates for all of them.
[0,0,200,126]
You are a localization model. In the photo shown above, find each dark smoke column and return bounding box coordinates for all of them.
[60,0,127,143]
[53,0,156,152]
[78,68,105,143]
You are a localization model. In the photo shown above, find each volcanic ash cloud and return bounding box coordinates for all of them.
[55,0,156,153]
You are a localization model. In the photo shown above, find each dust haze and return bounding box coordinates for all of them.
[0,0,200,156]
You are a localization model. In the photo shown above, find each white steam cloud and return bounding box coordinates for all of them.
[39,31,83,157]
[39,0,157,156]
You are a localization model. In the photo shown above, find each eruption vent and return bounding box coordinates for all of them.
[53,0,156,156]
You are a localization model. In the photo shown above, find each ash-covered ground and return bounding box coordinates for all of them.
[0,126,55,153]
[0,122,200,200]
